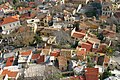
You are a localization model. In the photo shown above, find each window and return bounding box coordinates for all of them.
[3,26,5,28]
[13,23,15,26]
[17,22,19,25]
[45,20,47,23]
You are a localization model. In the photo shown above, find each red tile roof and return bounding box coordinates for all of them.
[32,54,40,60]
[81,42,92,51]
[77,29,87,33]
[85,68,99,80]
[36,55,45,64]
[20,50,32,56]
[17,7,30,11]
[87,37,100,44]
[72,32,86,39]
[72,29,86,39]
[0,15,19,25]
[20,13,36,20]
[50,51,60,57]
[6,57,14,67]
[1,69,18,78]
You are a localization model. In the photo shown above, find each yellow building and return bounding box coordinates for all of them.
[112,3,119,11]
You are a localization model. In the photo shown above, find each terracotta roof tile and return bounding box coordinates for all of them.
[20,13,36,20]
[36,55,45,64]
[81,42,92,51]
[6,57,14,67]
[17,7,30,11]
[72,32,86,39]
[88,33,97,38]
[77,29,87,33]
[0,15,19,25]
[85,68,99,80]
[32,54,40,60]
[87,37,100,44]
[1,69,18,78]
[50,51,60,57]
[20,50,32,56]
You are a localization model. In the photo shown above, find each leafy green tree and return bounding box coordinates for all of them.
[102,70,112,79]
[97,33,104,41]
[71,41,79,48]
[30,0,35,1]
[33,35,42,44]
[0,34,2,39]
[73,22,79,31]
[13,0,18,5]
[87,62,95,68]
[106,47,114,56]
[87,56,95,68]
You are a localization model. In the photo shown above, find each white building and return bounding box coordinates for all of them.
[0,15,21,34]
[18,50,33,64]
[102,2,112,16]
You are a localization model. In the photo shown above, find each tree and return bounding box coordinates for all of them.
[87,56,95,68]
[73,22,80,31]
[71,41,79,48]
[97,33,104,41]
[106,47,114,56]
[87,62,95,68]
[13,0,18,5]
[102,70,112,79]
[33,35,42,44]
[0,34,2,39]
[30,0,35,1]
